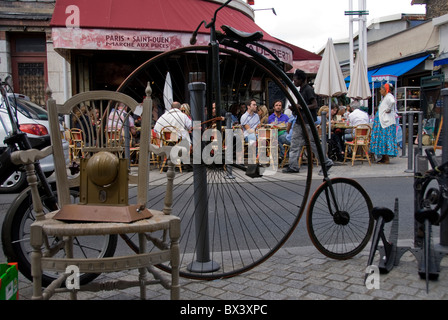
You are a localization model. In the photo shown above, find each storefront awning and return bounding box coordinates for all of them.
[345,68,379,85]
[371,55,429,78]
[345,55,429,88]
[434,52,448,67]
[50,0,294,66]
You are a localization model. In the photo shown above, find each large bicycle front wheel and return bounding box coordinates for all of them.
[118,46,314,280]
[307,177,374,260]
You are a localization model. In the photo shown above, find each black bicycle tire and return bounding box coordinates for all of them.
[306,177,374,260]
[1,187,118,287]
[118,45,314,280]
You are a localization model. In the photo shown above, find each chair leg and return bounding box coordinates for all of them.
[351,146,357,166]
[160,157,167,173]
[298,146,305,168]
[65,236,78,300]
[170,220,180,300]
[343,144,349,163]
[280,144,289,168]
[364,145,372,166]
[138,233,148,300]
[30,225,44,300]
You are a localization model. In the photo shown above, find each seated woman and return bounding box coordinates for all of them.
[258,105,269,125]
[319,105,345,161]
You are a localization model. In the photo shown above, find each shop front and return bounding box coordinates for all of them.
[50,0,296,109]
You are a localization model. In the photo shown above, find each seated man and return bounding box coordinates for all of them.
[268,99,289,160]
[240,99,260,163]
[344,105,369,141]
[107,102,137,136]
[240,99,260,144]
[154,101,192,145]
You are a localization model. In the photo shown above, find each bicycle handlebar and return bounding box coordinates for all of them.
[190,0,233,45]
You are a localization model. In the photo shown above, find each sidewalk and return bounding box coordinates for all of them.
[5,147,448,301]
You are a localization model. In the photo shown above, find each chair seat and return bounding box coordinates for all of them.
[36,210,179,237]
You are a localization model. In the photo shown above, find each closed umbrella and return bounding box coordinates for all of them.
[163,71,173,111]
[314,38,347,138]
[347,54,371,100]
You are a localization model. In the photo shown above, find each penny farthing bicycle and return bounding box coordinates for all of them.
[117,0,374,280]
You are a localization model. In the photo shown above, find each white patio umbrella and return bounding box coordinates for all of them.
[163,71,173,111]
[347,54,371,100]
[314,38,347,138]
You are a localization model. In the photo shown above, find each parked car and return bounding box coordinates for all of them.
[0,93,70,193]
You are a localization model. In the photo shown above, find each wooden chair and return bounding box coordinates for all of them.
[257,128,271,164]
[11,86,181,300]
[160,125,182,173]
[343,124,372,166]
[280,144,289,168]
[299,145,319,168]
[69,128,84,159]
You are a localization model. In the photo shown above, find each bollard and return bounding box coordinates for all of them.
[440,88,448,247]
[405,112,414,173]
[417,111,423,156]
[400,114,407,157]
[187,82,220,273]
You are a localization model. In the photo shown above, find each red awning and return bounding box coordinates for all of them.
[51,0,282,46]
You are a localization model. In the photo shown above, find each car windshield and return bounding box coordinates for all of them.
[7,97,48,121]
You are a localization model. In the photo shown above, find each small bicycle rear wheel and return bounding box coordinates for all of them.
[307,177,373,260]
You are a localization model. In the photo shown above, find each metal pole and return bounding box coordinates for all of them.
[348,0,354,80]
[187,82,220,273]
[440,88,448,247]
[225,112,234,179]
[405,112,414,173]
[400,113,407,157]
[321,111,327,157]
[417,111,423,156]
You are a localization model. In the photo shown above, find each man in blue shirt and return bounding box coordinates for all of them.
[268,99,289,160]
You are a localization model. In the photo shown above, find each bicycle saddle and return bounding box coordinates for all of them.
[371,207,394,223]
[415,209,439,225]
[220,25,263,43]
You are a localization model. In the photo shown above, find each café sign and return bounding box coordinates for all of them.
[52,27,293,66]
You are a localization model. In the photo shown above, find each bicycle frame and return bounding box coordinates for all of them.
[417,147,448,224]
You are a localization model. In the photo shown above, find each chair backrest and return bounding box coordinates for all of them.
[161,125,181,144]
[353,125,371,145]
[47,86,152,210]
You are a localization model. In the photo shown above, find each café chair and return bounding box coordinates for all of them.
[160,125,182,173]
[343,124,372,166]
[11,86,181,300]
[298,146,319,168]
[280,144,289,168]
[69,128,84,159]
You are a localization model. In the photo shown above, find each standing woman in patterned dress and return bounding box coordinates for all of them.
[369,83,399,164]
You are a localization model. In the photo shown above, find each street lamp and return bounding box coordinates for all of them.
[254,8,277,15]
